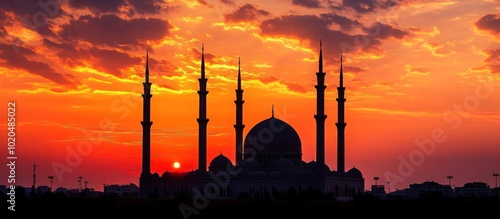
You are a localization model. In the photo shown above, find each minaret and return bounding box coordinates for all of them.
[197,44,209,171]
[141,51,153,177]
[336,55,346,172]
[234,57,245,165]
[314,39,327,166]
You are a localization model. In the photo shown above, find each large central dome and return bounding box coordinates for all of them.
[243,116,302,167]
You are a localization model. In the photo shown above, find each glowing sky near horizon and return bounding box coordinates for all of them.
[1,0,500,191]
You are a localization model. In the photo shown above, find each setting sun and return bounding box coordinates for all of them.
[173,162,180,169]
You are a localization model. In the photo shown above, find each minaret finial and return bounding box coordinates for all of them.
[145,50,150,83]
[238,57,241,90]
[340,54,344,88]
[201,43,205,78]
[272,104,274,117]
[319,38,323,73]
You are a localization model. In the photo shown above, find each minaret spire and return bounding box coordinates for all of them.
[140,50,153,197]
[340,54,343,88]
[197,43,209,171]
[145,50,149,83]
[319,38,323,74]
[314,39,327,166]
[336,54,346,173]
[234,57,245,165]
[237,57,242,90]
[201,43,205,78]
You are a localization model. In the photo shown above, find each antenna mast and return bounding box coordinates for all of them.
[32,163,36,189]
[78,176,83,192]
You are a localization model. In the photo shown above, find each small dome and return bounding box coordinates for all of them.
[209,153,233,172]
[306,160,317,166]
[161,172,169,178]
[305,161,330,174]
[347,167,363,178]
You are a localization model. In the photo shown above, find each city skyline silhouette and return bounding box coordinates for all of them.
[1,0,500,199]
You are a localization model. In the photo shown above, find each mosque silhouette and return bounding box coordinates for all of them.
[139,41,364,200]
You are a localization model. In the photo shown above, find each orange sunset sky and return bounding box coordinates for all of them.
[1,0,500,192]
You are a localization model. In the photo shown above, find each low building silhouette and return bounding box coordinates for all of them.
[455,182,491,198]
[104,183,139,197]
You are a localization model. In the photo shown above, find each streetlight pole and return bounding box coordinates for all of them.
[78,176,83,192]
[494,173,500,188]
[447,176,454,198]
[447,176,453,187]
[48,176,54,192]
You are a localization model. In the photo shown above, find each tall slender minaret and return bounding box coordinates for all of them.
[197,44,209,171]
[314,39,327,166]
[141,51,153,177]
[336,55,346,172]
[234,57,245,165]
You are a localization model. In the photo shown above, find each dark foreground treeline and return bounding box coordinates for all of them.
[3,190,500,218]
